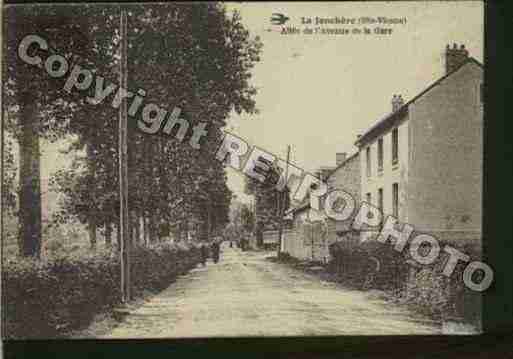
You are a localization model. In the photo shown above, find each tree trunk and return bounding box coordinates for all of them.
[207,205,211,240]
[132,211,140,245]
[200,215,208,242]
[105,223,112,248]
[85,143,99,250]
[184,217,189,242]
[18,94,42,258]
[140,216,145,245]
[143,216,149,245]
[116,222,121,251]
[256,222,263,248]
[138,214,144,245]
[148,214,157,243]
[88,218,97,250]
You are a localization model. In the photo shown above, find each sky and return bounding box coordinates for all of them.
[223,1,483,203]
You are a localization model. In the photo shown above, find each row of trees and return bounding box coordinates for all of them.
[225,198,255,240]
[3,4,262,257]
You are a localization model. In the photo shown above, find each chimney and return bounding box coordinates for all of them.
[321,168,332,179]
[392,94,404,112]
[315,166,333,181]
[445,43,469,74]
[336,152,347,166]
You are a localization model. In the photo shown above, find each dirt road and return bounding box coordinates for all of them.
[99,244,439,338]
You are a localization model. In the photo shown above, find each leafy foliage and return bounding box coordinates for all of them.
[244,163,290,230]
[329,235,482,324]
[4,3,262,251]
[3,242,202,338]
[47,4,261,244]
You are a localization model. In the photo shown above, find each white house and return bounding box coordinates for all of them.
[355,44,483,243]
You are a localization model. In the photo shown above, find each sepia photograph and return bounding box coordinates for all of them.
[1,1,492,341]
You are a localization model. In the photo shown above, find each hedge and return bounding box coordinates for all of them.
[3,242,202,339]
[403,238,482,325]
[328,235,409,293]
[328,233,482,325]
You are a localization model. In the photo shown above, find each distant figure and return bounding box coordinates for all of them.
[200,242,209,266]
[211,240,221,263]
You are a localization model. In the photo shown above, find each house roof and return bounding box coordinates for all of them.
[286,152,360,217]
[355,57,483,147]
[325,151,359,180]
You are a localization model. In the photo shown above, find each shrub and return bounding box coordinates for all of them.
[329,237,409,292]
[329,234,482,325]
[3,242,202,339]
[403,239,482,325]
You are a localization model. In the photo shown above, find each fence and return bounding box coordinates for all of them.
[280,219,337,263]
[262,230,279,244]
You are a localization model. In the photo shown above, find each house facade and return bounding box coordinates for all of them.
[355,44,483,243]
[282,152,361,262]
[283,44,483,258]
[325,152,361,234]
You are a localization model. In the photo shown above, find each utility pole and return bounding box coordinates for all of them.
[207,204,211,240]
[119,10,131,303]
[252,197,256,249]
[277,145,291,257]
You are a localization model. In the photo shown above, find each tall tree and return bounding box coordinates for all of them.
[245,164,291,231]
[48,3,262,247]
[3,5,118,257]
[240,204,255,234]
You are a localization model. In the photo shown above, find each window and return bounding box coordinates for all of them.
[366,192,371,204]
[392,183,399,218]
[378,188,384,226]
[392,128,399,165]
[378,188,383,212]
[377,138,384,172]
[366,146,371,177]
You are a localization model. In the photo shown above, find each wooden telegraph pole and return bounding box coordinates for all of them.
[277,145,291,256]
[119,10,131,303]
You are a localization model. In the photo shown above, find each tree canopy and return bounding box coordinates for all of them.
[4,3,262,255]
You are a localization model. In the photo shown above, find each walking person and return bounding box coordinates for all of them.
[211,239,220,263]
[240,235,247,252]
[200,242,209,266]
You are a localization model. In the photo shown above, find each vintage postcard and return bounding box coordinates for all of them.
[2,1,486,339]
